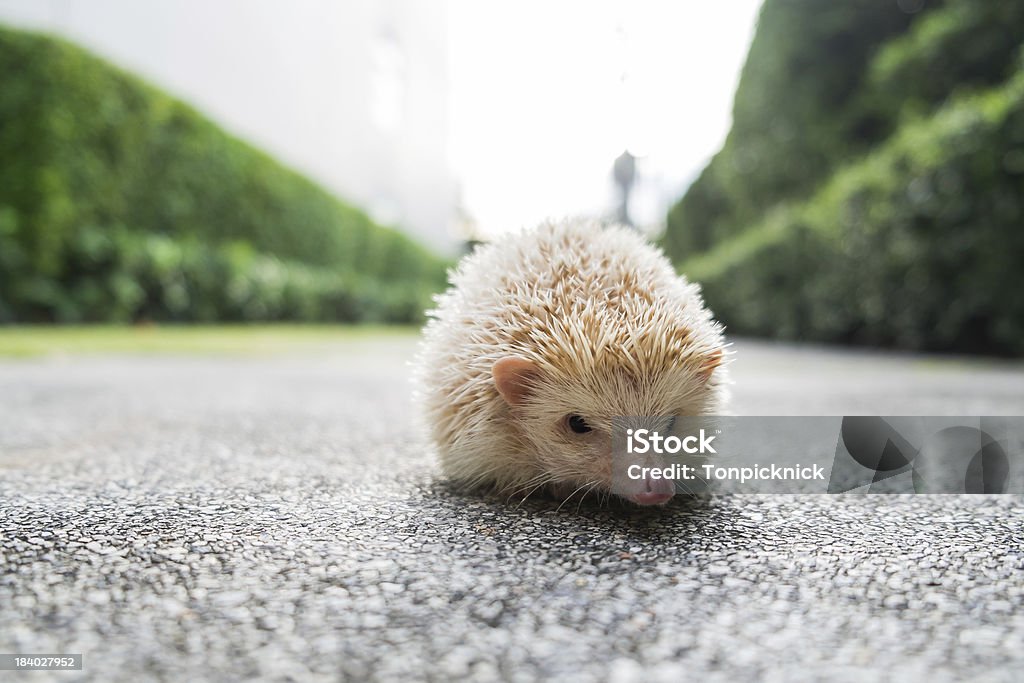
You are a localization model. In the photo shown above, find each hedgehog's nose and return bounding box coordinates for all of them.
[627,476,675,506]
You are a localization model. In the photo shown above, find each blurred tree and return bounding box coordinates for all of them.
[665,0,936,261]
[662,0,1024,355]
[0,26,449,323]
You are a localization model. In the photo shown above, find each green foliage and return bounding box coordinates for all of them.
[0,26,448,323]
[867,2,1024,122]
[664,0,929,257]
[665,0,1024,354]
[685,74,1024,354]
[0,226,444,324]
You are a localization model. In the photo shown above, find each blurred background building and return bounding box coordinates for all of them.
[0,0,458,251]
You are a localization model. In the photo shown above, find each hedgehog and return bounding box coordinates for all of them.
[413,218,729,506]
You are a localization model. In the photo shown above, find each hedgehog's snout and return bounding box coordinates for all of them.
[618,462,676,506]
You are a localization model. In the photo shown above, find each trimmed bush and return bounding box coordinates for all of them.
[0,26,448,323]
[663,0,932,260]
[683,74,1024,355]
[866,3,1024,123]
[0,226,443,324]
[664,0,1024,355]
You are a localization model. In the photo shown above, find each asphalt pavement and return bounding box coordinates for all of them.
[1,337,1022,682]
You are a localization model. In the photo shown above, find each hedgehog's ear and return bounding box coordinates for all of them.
[493,357,540,406]
[696,349,723,383]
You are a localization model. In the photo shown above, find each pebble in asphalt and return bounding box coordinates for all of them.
[1,338,1023,682]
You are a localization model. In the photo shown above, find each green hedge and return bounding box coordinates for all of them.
[663,0,931,261]
[0,225,440,323]
[664,0,1024,355]
[683,73,1024,355]
[0,26,447,323]
[866,3,1024,124]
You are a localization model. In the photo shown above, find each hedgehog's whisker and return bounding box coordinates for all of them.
[556,481,594,512]
[573,481,601,513]
[509,473,556,507]
[507,471,552,495]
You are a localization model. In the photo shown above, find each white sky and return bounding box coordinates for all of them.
[447,1,763,237]
[0,0,763,246]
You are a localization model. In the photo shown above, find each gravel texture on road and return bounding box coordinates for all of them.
[1,338,1023,682]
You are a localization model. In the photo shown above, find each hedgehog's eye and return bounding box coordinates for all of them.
[567,414,592,434]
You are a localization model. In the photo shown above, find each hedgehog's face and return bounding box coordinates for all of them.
[492,353,723,506]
